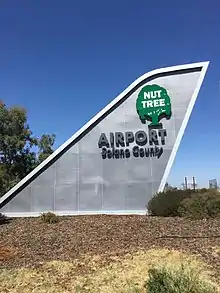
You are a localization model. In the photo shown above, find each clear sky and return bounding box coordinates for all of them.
[0,0,220,188]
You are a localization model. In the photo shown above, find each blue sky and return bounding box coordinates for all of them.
[0,0,220,188]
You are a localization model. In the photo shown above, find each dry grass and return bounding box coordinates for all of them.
[211,247,220,259]
[0,216,219,292]
[213,247,220,254]
[0,249,219,293]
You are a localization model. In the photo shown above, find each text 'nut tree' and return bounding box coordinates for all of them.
[136,84,171,126]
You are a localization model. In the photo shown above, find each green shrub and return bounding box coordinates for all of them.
[147,189,192,217]
[179,191,220,220]
[40,212,59,224]
[145,263,218,293]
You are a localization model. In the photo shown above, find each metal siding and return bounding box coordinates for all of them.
[0,70,202,215]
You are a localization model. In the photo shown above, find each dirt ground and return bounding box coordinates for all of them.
[0,215,219,279]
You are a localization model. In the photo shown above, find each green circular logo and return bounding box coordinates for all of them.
[136,84,172,126]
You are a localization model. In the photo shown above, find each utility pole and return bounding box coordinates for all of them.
[192,176,196,191]
[184,177,188,190]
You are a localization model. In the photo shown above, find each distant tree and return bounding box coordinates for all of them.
[38,134,56,163]
[0,102,56,196]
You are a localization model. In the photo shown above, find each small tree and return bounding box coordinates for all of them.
[38,134,56,163]
[0,102,56,196]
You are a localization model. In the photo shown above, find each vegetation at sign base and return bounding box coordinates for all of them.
[145,263,218,293]
[147,188,220,219]
[147,189,192,217]
[0,102,56,197]
[179,191,220,219]
[0,212,9,224]
[0,248,219,293]
[40,212,59,223]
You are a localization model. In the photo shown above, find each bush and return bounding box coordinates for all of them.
[179,191,220,220]
[147,189,192,217]
[40,212,59,224]
[145,263,218,293]
[0,212,9,225]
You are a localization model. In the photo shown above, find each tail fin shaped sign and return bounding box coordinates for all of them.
[0,62,209,217]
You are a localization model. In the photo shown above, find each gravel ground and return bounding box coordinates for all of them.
[0,215,219,278]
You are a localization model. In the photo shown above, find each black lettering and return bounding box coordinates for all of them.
[125,131,134,146]
[156,147,163,159]
[114,148,119,159]
[150,147,155,157]
[98,133,109,148]
[133,146,139,157]
[158,129,167,145]
[110,132,114,147]
[111,148,115,159]
[125,149,130,158]
[101,147,107,159]
[139,148,145,157]
[149,130,159,145]
[135,130,147,146]
[119,149,125,158]
[107,149,112,159]
[115,132,125,147]
[145,148,150,157]
[155,146,160,157]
